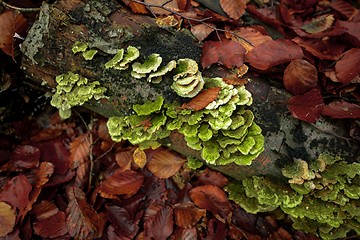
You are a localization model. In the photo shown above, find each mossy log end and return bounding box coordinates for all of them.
[21,0,359,181]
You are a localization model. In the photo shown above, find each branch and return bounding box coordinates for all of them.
[0,0,40,12]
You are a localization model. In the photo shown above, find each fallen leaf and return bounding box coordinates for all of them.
[147,148,186,179]
[246,39,304,70]
[0,202,16,237]
[191,23,215,42]
[181,87,221,111]
[189,185,232,222]
[106,205,138,238]
[0,10,27,57]
[171,227,197,240]
[133,147,147,168]
[287,88,324,123]
[31,161,54,188]
[69,133,91,169]
[201,39,246,69]
[205,218,227,239]
[220,0,246,19]
[144,0,179,15]
[283,59,318,95]
[33,211,68,238]
[336,20,360,47]
[335,48,360,84]
[173,202,206,228]
[196,168,229,188]
[301,14,335,34]
[144,205,173,240]
[31,200,59,220]
[10,145,40,169]
[322,101,360,119]
[128,1,149,14]
[115,150,133,171]
[99,169,144,198]
[330,0,356,19]
[66,186,101,239]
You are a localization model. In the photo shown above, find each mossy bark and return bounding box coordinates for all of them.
[21,0,359,181]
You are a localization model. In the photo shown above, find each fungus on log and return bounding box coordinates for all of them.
[21,0,359,181]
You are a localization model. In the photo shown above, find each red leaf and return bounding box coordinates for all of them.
[31,161,54,188]
[196,168,229,188]
[69,133,91,169]
[171,227,197,240]
[336,20,360,47]
[330,0,356,19]
[220,0,246,19]
[145,205,173,240]
[66,186,101,239]
[147,148,186,179]
[245,39,304,70]
[0,10,27,57]
[31,200,58,220]
[0,175,32,220]
[106,205,138,238]
[0,202,16,237]
[33,211,68,238]
[287,88,324,123]
[144,0,179,15]
[191,23,215,42]
[10,145,40,169]
[283,59,318,95]
[99,170,144,198]
[335,48,360,84]
[181,88,221,111]
[173,202,206,228]
[201,39,246,69]
[322,101,360,119]
[189,185,232,222]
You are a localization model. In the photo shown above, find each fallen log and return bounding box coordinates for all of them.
[21,0,359,181]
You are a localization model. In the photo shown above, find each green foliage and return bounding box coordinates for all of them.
[225,154,360,239]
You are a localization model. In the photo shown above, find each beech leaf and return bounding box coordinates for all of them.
[133,147,147,168]
[172,227,197,240]
[330,1,355,19]
[191,23,215,42]
[201,39,246,69]
[245,39,304,70]
[0,202,16,237]
[147,148,186,179]
[287,88,324,123]
[10,145,40,169]
[99,169,144,198]
[145,205,173,240]
[189,185,232,222]
[322,101,360,119]
[196,168,229,188]
[283,59,318,95]
[69,133,91,169]
[225,27,272,52]
[220,0,246,19]
[173,202,206,228]
[181,88,221,111]
[31,200,59,220]
[301,14,335,34]
[106,205,137,238]
[335,48,360,84]
[33,211,68,238]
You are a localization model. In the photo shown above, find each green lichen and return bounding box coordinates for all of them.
[105,49,124,69]
[82,49,98,60]
[225,154,360,239]
[50,72,107,119]
[72,41,88,53]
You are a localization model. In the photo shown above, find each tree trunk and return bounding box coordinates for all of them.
[21,0,359,181]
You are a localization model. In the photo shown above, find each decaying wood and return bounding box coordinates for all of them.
[21,0,359,181]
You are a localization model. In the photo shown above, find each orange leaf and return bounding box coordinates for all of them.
[144,0,179,15]
[69,133,91,169]
[196,168,229,188]
[173,202,206,228]
[147,148,186,179]
[335,48,360,84]
[99,169,144,198]
[191,23,215,42]
[0,202,16,237]
[220,0,246,19]
[129,1,150,14]
[33,211,68,238]
[133,147,147,168]
[189,185,232,222]
[115,149,133,171]
[283,59,318,95]
[181,87,221,111]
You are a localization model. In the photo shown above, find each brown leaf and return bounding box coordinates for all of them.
[32,161,54,188]
[31,200,58,220]
[0,10,27,57]
[106,205,138,238]
[330,0,356,19]
[245,39,304,70]
[128,1,150,14]
[191,23,215,42]
[33,211,68,238]
[189,185,232,222]
[145,205,173,240]
[133,147,147,168]
[147,148,186,179]
[173,202,206,228]
[99,169,144,198]
[10,145,40,169]
[201,39,246,69]
[0,202,16,237]
[335,48,360,84]
[283,59,318,95]
[69,133,91,169]
[0,175,32,220]
[287,88,324,123]
[97,119,112,143]
[171,227,197,240]
[181,87,221,111]
[115,150,133,171]
[336,20,360,47]
[322,101,360,119]
[196,168,229,188]
[144,0,179,15]
[220,0,246,19]
[66,186,101,239]
[301,14,335,34]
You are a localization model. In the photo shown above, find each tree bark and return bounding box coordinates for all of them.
[21,0,359,181]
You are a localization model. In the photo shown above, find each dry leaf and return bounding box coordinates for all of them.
[31,200,59,220]
[196,168,229,188]
[147,148,186,179]
[220,0,246,19]
[335,48,360,84]
[144,205,173,240]
[301,14,335,34]
[133,148,147,168]
[191,23,215,42]
[0,202,16,237]
[115,150,133,171]
[173,202,206,228]
[330,0,355,19]
[106,205,138,238]
[69,133,91,169]
[181,87,221,111]
[33,211,68,238]
[144,0,179,15]
[322,101,360,119]
[10,145,40,169]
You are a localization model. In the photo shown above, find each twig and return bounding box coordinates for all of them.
[0,0,40,12]
[130,0,254,46]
